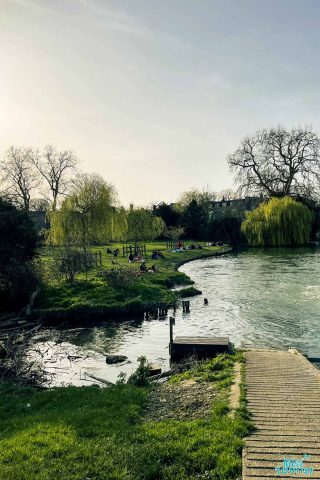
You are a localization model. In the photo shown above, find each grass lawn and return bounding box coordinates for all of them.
[34,242,230,319]
[0,352,251,480]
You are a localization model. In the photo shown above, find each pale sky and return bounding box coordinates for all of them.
[1,0,320,205]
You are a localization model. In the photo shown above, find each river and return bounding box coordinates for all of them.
[25,247,320,386]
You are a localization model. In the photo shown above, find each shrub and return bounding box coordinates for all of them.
[0,198,38,311]
[98,266,137,289]
[54,249,98,282]
[128,356,151,387]
[0,262,39,310]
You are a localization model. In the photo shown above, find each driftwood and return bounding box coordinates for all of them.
[84,372,113,386]
[0,326,52,386]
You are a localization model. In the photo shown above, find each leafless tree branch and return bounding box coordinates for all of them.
[227,126,320,199]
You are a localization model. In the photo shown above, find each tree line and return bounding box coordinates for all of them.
[1,125,320,311]
[0,144,240,245]
[1,125,320,249]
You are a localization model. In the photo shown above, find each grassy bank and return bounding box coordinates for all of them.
[34,242,230,321]
[0,352,251,480]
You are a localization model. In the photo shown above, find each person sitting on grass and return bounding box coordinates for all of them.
[128,253,134,262]
[152,250,164,260]
[140,262,147,272]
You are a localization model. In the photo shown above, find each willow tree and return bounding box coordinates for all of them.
[127,208,165,246]
[49,173,117,249]
[106,206,128,242]
[241,196,313,247]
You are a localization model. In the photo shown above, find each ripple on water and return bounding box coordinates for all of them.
[28,247,320,386]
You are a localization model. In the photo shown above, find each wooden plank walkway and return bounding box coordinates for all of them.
[243,349,320,479]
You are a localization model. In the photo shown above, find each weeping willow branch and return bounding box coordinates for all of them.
[241,197,313,247]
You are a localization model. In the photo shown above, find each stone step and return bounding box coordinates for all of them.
[246,452,320,467]
[245,459,316,467]
[245,383,318,388]
[249,412,320,416]
[248,399,320,403]
[249,433,320,440]
[253,428,320,432]
[246,446,320,453]
[244,467,320,477]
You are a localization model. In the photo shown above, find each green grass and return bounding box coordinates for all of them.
[169,352,243,392]
[0,353,251,480]
[34,242,229,318]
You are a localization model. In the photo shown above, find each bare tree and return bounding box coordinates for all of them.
[0,146,39,211]
[30,197,51,212]
[227,126,320,198]
[31,146,78,210]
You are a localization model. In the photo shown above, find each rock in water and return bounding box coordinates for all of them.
[106,354,127,364]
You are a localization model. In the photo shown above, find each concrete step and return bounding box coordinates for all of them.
[243,349,320,480]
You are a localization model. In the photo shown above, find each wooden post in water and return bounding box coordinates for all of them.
[182,300,190,313]
[169,316,175,355]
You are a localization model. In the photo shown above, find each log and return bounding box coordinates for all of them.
[84,372,113,386]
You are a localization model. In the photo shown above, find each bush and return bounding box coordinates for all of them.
[0,262,39,310]
[0,198,37,264]
[127,356,151,387]
[0,198,38,311]
[98,266,137,289]
[54,249,99,282]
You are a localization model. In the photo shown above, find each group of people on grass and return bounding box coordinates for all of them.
[106,247,120,257]
[172,243,203,253]
[106,246,163,272]
[127,249,164,263]
[106,241,224,271]
[129,250,160,274]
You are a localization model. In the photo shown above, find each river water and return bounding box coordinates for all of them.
[26,247,320,386]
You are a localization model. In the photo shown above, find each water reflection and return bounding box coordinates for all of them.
[28,247,320,386]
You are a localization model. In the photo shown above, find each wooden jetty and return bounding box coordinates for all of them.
[169,317,229,361]
[243,348,320,479]
[170,336,229,361]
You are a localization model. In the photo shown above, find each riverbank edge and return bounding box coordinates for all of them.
[30,247,233,325]
[0,350,252,479]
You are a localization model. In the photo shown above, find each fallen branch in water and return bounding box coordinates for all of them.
[84,372,113,386]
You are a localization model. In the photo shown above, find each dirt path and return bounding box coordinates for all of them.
[144,378,217,421]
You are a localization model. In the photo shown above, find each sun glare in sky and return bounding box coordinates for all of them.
[1,0,320,205]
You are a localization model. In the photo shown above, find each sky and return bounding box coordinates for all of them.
[1,0,320,206]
